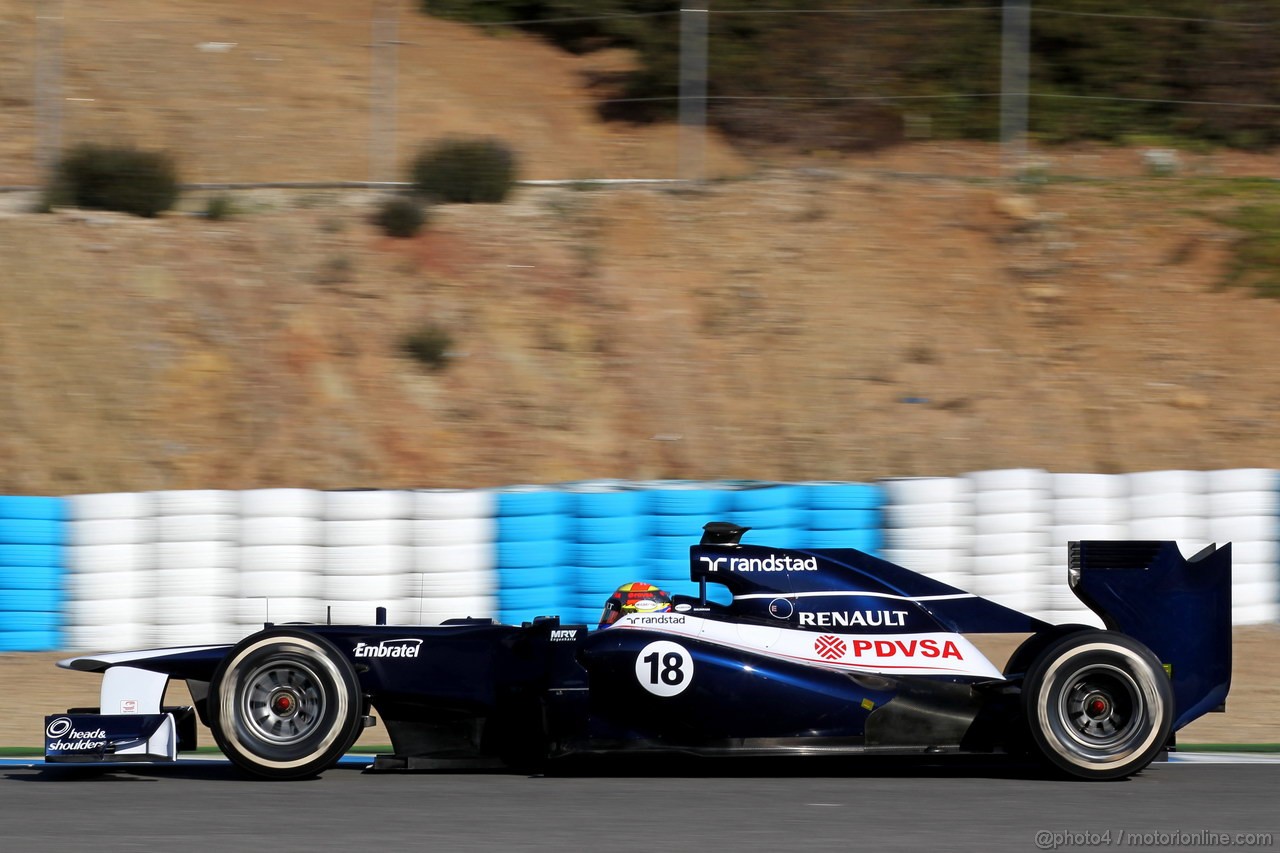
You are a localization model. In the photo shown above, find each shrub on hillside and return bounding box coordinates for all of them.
[401,323,454,371]
[373,196,427,238]
[1218,203,1280,299]
[410,137,518,204]
[49,143,180,218]
[204,193,235,220]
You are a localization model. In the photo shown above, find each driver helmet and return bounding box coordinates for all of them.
[599,581,673,627]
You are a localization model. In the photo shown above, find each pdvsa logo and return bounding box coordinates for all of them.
[849,638,964,660]
[814,635,848,661]
[353,638,423,659]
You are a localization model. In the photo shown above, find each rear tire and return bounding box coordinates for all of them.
[1021,630,1172,780]
[209,628,363,780]
[1003,624,1096,679]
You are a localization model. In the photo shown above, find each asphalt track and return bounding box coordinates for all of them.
[1,755,1277,853]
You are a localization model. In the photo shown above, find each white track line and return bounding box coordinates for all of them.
[1167,752,1280,764]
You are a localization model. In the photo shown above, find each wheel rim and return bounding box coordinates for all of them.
[1052,663,1145,759]
[238,658,328,747]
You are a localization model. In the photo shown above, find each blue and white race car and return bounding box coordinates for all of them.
[45,522,1232,781]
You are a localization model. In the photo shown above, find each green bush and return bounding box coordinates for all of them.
[1218,203,1280,298]
[410,137,518,204]
[50,143,180,218]
[373,196,427,238]
[204,193,235,220]
[401,323,454,371]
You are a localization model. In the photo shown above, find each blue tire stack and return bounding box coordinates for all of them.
[0,496,67,652]
[800,482,885,553]
[563,482,646,626]
[639,482,729,602]
[495,486,570,626]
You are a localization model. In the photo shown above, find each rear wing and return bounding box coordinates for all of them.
[1070,541,1231,731]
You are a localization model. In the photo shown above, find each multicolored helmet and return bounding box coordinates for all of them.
[599,581,673,627]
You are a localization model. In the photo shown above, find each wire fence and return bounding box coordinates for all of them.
[3,1,1280,188]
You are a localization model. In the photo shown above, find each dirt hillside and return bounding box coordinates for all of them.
[4,166,1280,493]
[0,0,746,185]
[3,0,1280,492]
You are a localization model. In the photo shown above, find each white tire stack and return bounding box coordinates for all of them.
[1206,469,1279,625]
[147,490,240,646]
[879,477,973,589]
[1126,470,1208,543]
[235,489,324,631]
[64,493,151,651]
[405,489,498,625]
[1041,474,1126,627]
[321,490,411,625]
[965,469,1051,616]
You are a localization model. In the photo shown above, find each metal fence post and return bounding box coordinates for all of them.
[35,0,65,184]
[999,0,1031,179]
[370,0,401,185]
[679,3,709,184]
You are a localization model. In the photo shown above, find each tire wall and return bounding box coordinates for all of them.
[0,496,67,652]
[2,469,1276,652]
[495,485,568,626]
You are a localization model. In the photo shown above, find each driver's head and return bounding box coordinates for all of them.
[599,581,673,627]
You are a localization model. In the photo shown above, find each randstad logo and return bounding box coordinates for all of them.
[699,554,818,573]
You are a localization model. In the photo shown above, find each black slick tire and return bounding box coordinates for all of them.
[209,628,363,780]
[1021,629,1173,781]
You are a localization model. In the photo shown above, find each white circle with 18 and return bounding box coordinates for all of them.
[634,640,694,697]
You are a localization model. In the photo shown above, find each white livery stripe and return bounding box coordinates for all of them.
[733,591,976,602]
[611,613,1003,679]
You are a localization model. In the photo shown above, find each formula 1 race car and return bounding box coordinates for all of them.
[44,523,1232,781]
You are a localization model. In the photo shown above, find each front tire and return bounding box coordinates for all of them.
[209,628,363,780]
[1021,630,1172,781]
